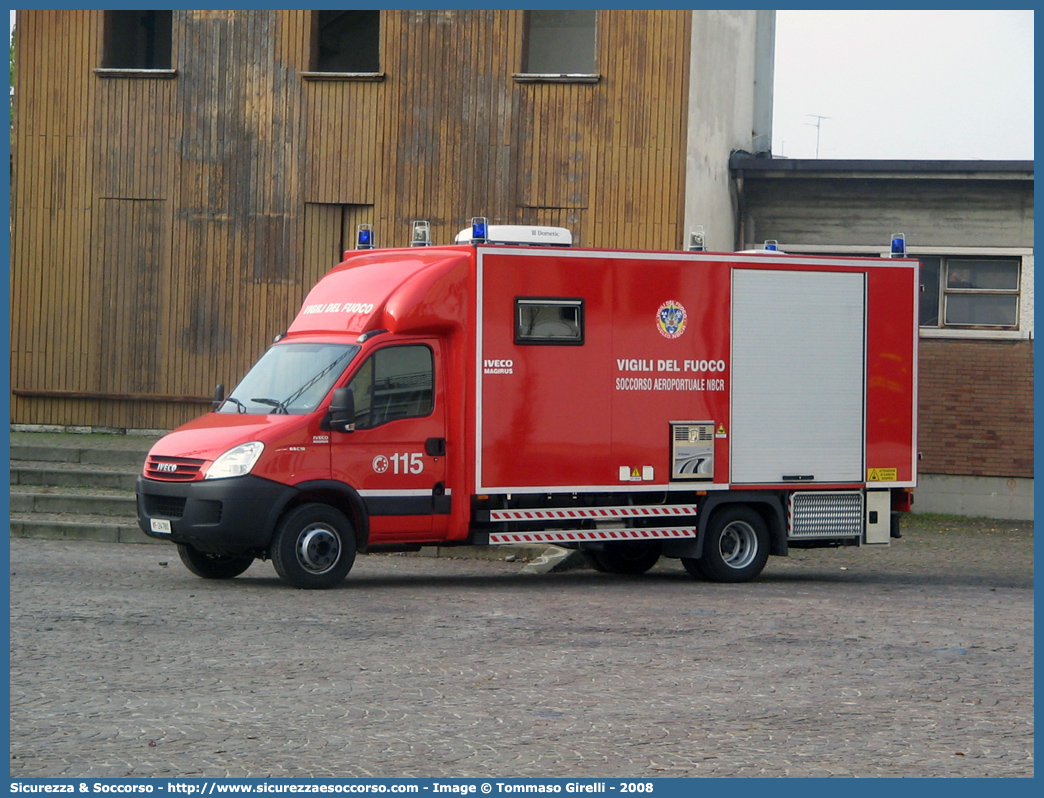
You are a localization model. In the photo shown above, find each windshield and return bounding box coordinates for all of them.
[218,342,360,415]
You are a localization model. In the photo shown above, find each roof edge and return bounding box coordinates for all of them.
[729,152,1034,177]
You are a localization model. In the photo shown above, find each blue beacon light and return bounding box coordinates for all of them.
[471,216,489,244]
[356,224,375,250]
[890,233,906,258]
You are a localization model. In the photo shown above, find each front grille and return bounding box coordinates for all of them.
[145,456,204,481]
[144,495,187,519]
[789,491,863,538]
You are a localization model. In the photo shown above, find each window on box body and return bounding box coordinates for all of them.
[515,298,585,344]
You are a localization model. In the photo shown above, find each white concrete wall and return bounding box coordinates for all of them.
[684,10,773,253]
[913,474,1034,521]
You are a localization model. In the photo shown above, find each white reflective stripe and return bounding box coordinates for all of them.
[478,482,730,495]
[488,527,697,545]
[489,505,699,522]
[357,489,452,498]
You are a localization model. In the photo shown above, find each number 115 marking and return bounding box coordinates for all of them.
[390,452,424,474]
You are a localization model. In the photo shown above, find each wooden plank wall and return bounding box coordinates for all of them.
[11,9,692,430]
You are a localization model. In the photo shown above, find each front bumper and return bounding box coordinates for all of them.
[136,474,295,556]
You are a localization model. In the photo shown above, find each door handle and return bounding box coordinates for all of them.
[425,437,446,457]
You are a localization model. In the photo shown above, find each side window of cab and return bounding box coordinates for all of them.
[347,345,434,429]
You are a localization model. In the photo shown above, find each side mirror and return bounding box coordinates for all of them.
[212,383,226,410]
[324,387,355,433]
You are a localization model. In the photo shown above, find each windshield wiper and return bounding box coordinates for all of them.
[219,397,248,414]
[251,397,289,415]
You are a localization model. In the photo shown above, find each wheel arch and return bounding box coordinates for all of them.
[279,480,371,551]
[697,492,787,557]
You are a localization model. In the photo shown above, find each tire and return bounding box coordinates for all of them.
[680,556,709,580]
[589,541,662,575]
[690,506,769,583]
[176,544,254,580]
[580,550,610,572]
[271,503,356,589]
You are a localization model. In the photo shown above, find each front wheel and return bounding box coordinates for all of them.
[684,506,769,583]
[271,503,356,589]
[176,544,254,580]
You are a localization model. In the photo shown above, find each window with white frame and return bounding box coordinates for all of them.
[919,256,1021,330]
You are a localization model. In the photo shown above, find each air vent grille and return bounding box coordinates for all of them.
[789,491,863,538]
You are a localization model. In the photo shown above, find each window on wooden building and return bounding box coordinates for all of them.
[522,10,597,75]
[312,10,380,73]
[919,256,1022,330]
[102,11,173,70]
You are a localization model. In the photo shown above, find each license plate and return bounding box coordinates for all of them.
[150,518,172,534]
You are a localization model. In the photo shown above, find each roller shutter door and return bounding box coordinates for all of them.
[730,269,865,485]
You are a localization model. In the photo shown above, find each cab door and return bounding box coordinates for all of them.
[330,340,448,543]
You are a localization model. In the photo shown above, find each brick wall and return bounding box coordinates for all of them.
[918,339,1034,478]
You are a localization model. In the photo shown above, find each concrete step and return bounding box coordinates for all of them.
[9,431,156,544]
[11,462,140,491]
[10,513,158,545]
[10,486,137,517]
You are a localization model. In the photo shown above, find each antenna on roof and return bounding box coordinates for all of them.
[805,114,830,159]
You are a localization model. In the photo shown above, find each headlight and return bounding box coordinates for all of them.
[204,441,264,480]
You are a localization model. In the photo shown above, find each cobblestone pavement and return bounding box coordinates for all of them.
[9,516,1034,779]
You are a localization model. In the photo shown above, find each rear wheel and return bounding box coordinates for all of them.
[580,550,610,572]
[587,541,662,575]
[684,506,769,583]
[271,503,356,589]
[176,544,254,580]
[680,556,709,580]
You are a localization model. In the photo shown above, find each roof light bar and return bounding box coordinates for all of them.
[890,233,906,258]
[453,224,572,246]
[687,226,707,252]
[356,224,375,250]
[410,220,433,247]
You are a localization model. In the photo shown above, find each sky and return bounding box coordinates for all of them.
[8,8,1035,162]
[771,9,1034,160]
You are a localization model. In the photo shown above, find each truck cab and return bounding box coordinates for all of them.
[138,241,475,588]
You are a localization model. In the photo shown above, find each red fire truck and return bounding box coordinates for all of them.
[137,220,918,588]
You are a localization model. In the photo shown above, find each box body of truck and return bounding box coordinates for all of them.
[137,233,918,588]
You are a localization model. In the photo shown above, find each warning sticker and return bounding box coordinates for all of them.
[867,467,898,482]
[716,424,727,439]
[619,466,654,482]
